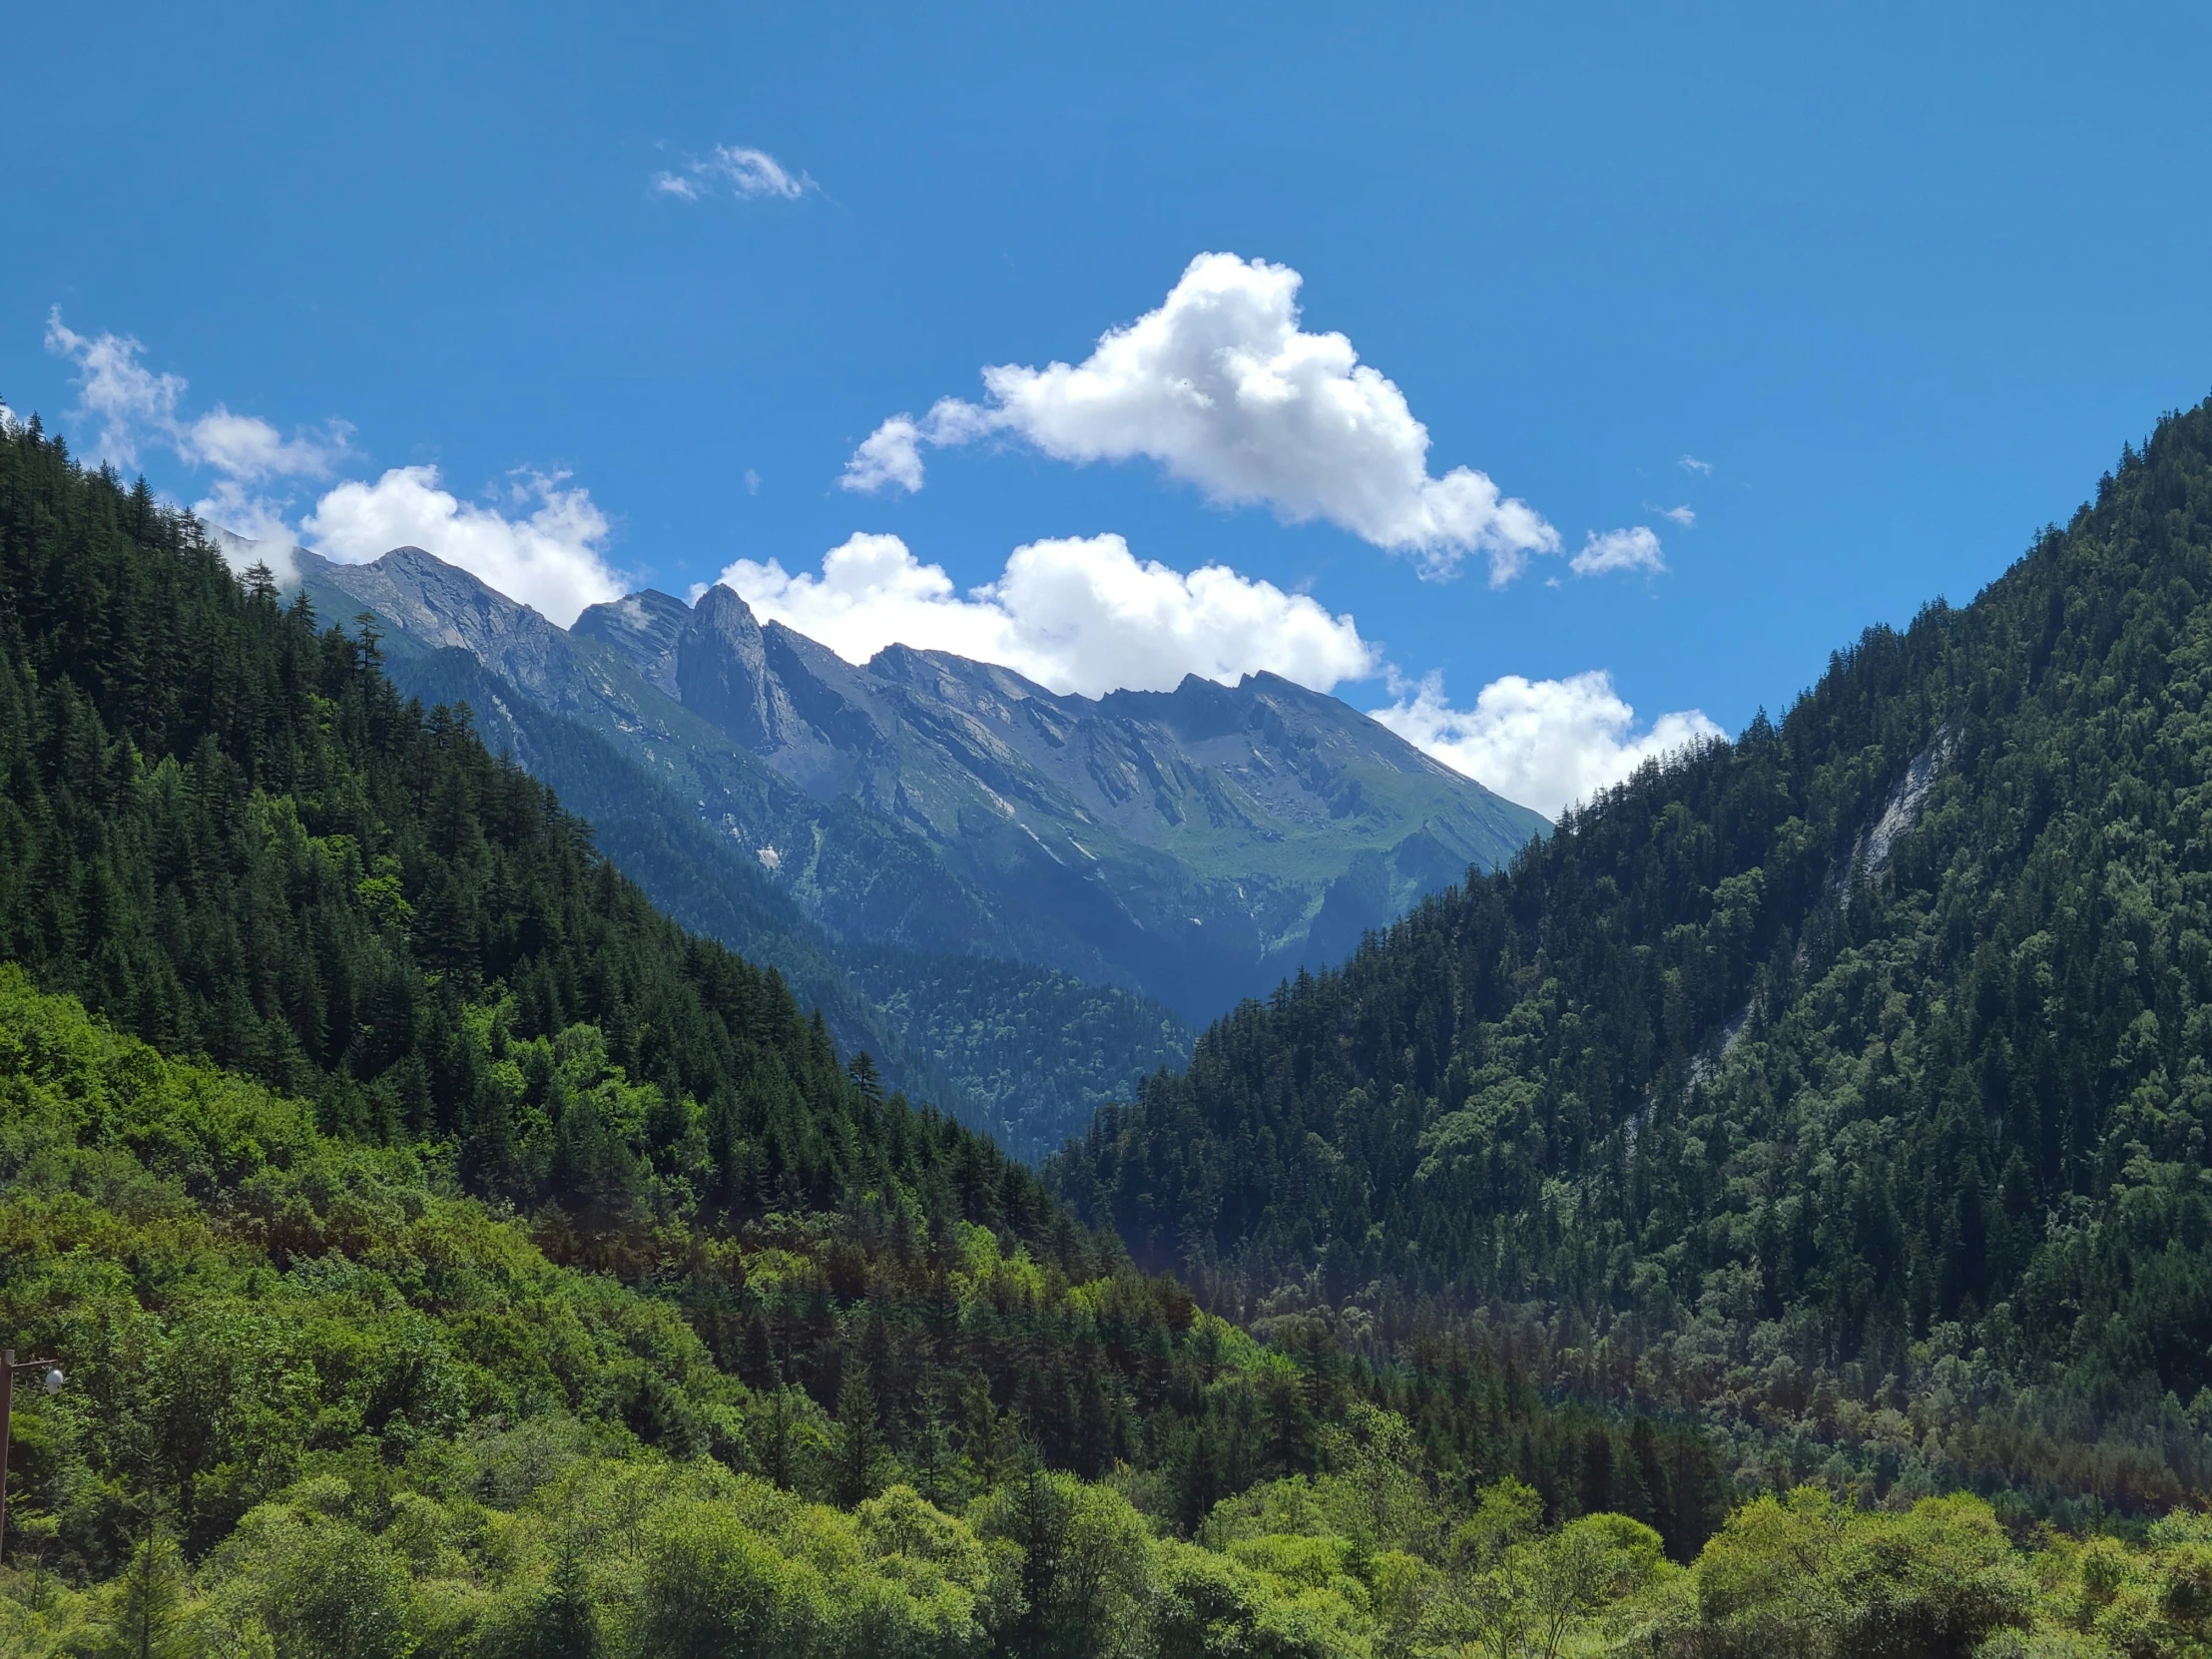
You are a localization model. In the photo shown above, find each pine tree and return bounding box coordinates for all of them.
[504,1537,598,1659]
[101,1534,197,1659]
[832,1369,884,1507]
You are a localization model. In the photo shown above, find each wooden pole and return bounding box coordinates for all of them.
[0,1350,58,1568]
[0,1347,14,1567]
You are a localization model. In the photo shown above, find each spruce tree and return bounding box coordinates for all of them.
[100,1535,196,1659]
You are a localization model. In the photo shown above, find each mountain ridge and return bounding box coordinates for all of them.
[577,573,1542,969]
[298,545,1543,1151]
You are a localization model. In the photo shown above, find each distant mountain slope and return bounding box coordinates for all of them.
[304,547,1543,1027]
[585,584,1542,1014]
[1051,401,2212,1515]
[378,640,992,1123]
[843,941,1195,1151]
[296,551,1190,1156]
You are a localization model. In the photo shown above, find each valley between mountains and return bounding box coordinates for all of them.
[292,543,1541,1160]
[15,405,2212,1654]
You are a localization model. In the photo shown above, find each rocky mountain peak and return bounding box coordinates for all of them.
[573,587,692,695]
[300,548,1548,1020]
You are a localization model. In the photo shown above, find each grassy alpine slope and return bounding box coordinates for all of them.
[1054,398,2212,1521]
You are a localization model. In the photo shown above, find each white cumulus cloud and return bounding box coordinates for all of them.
[304,466,624,627]
[839,415,926,494]
[1570,525,1667,578]
[713,531,1378,699]
[1373,670,1721,819]
[655,145,813,201]
[844,253,1562,585]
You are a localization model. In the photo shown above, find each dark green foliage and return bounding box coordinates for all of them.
[0,418,1074,1249]
[383,637,1195,1157]
[1053,399,2212,1515]
[849,944,1192,1160]
[0,421,1716,1626]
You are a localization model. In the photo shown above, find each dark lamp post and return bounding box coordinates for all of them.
[0,1348,63,1565]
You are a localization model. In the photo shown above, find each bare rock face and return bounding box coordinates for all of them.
[573,588,689,698]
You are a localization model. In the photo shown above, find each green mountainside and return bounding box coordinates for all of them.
[24,401,2212,1655]
[0,411,1746,1657]
[0,971,1365,1653]
[22,966,2203,1658]
[1053,400,2212,1520]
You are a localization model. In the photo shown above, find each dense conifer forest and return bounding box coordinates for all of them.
[1054,398,2212,1525]
[15,399,2212,1654]
[0,413,1697,1653]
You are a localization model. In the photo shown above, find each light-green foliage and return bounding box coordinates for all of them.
[970,1469,1152,1657]
[1614,1491,2212,1659]
[1634,1486,2036,1657]
[0,972,1476,1658]
[95,1536,198,1659]
[0,961,744,1566]
[1147,1536,1375,1658]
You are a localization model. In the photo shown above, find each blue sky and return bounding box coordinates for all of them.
[7,2,2211,813]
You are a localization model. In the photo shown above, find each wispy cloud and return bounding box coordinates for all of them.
[45,309,352,483]
[1570,525,1667,578]
[43,311,622,620]
[655,145,814,202]
[1654,503,1695,528]
[44,309,356,583]
[1678,454,1714,475]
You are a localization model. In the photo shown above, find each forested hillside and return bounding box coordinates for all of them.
[1055,399,2212,1520]
[845,944,1193,1161]
[20,972,2212,1658]
[22,396,2212,1652]
[0,433,1039,1237]
[0,409,1739,1655]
